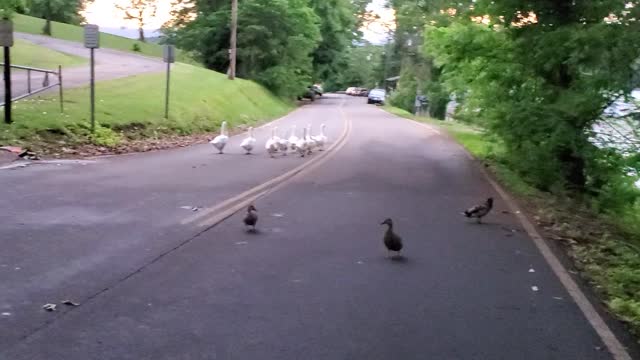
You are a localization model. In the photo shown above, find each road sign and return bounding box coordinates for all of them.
[84,24,100,49]
[163,45,175,63]
[0,20,13,47]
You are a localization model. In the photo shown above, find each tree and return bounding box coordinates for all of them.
[324,42,384,91]
[423,0,640,191]
[116,0,158,42]
[308,0,365,82]
[1,0,25,19]
[25,0,89,35]
[167,0,321,98]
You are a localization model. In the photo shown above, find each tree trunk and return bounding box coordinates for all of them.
[43,0,52,36]
[42,19,51,35]
[558,147,587,191]
[138,27,145,42]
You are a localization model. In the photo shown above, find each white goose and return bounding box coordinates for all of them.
[305,124,317,155]
[265,126,279,158]
[240,126,256,154]
[276,127,289,155]
[313,123,328,151]
[288,125,299,152]
[296,127,308,157]
[210,121,229,154]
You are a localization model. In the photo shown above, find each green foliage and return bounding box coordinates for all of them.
[132,42,142,52]
[1,0,25,19]
[171,0,322,98]
[388,65,417,112]
[24,0,89,33]
[324,42,384,91]
[577,239,640,336]
[424,4,640,193]
[308,0,361,82]
[91,126,122,147]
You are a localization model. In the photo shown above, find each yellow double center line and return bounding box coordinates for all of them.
[181,99,353,229]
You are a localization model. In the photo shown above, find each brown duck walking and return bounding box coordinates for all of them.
[381,218,403,257]
[243,205,258,232]
[463,197,494,223]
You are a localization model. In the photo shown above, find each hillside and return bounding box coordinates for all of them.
[12,38,87,68]
[12,14,197,65]
[0,64,292,152]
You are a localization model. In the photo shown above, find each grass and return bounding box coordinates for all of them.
[12,38,86,69]
[13,14,197,65]
[383,105,640,339]
[0,64,292,148]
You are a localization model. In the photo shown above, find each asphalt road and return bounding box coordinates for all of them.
[0,95,630,359]
[1,33,164,100]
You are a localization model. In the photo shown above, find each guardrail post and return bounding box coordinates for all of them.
[3,46,10,124]
[27,69,31,93]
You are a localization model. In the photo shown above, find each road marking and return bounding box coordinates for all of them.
[183,98,352,228]
[479,158,632,360]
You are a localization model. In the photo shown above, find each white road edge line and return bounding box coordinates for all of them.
[381,107,631,360]
[481,167,631,360]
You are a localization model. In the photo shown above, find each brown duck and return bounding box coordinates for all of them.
[381,218,403,256]
[243,205,258,232]
[463,197,494,223]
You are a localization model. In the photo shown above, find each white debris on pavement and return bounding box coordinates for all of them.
[531,286,539,292]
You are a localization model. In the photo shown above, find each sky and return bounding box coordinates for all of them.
[83,0,395,43]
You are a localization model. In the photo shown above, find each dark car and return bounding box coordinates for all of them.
[358,88,369,97]
[367,89,386,104]
[298,85,321,101]
[311,84,324,96]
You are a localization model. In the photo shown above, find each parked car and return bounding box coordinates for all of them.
[367,89,386,104]
[346,87,357,95]
[311,84,324,96]
[358,88,369,97]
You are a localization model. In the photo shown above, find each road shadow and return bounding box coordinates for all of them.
[389,255,408,263]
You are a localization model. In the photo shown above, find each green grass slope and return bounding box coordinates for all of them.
[12,38,86,69]
[13,14,196,64]
[1,64,292,148]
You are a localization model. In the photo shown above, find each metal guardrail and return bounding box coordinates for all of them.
[0,63,64,112]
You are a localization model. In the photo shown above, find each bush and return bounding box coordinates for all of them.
[132,43,142,52]
[91,126,122,147]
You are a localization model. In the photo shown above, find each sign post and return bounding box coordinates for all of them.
[163,45,175,119]
[84,24,99,133]
[1,20,14,124]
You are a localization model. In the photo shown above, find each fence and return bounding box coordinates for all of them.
[0,63,63,112]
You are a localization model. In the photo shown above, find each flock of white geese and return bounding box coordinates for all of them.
[209,121,328,157]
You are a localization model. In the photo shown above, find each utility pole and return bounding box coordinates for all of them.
[228,0,238,80]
